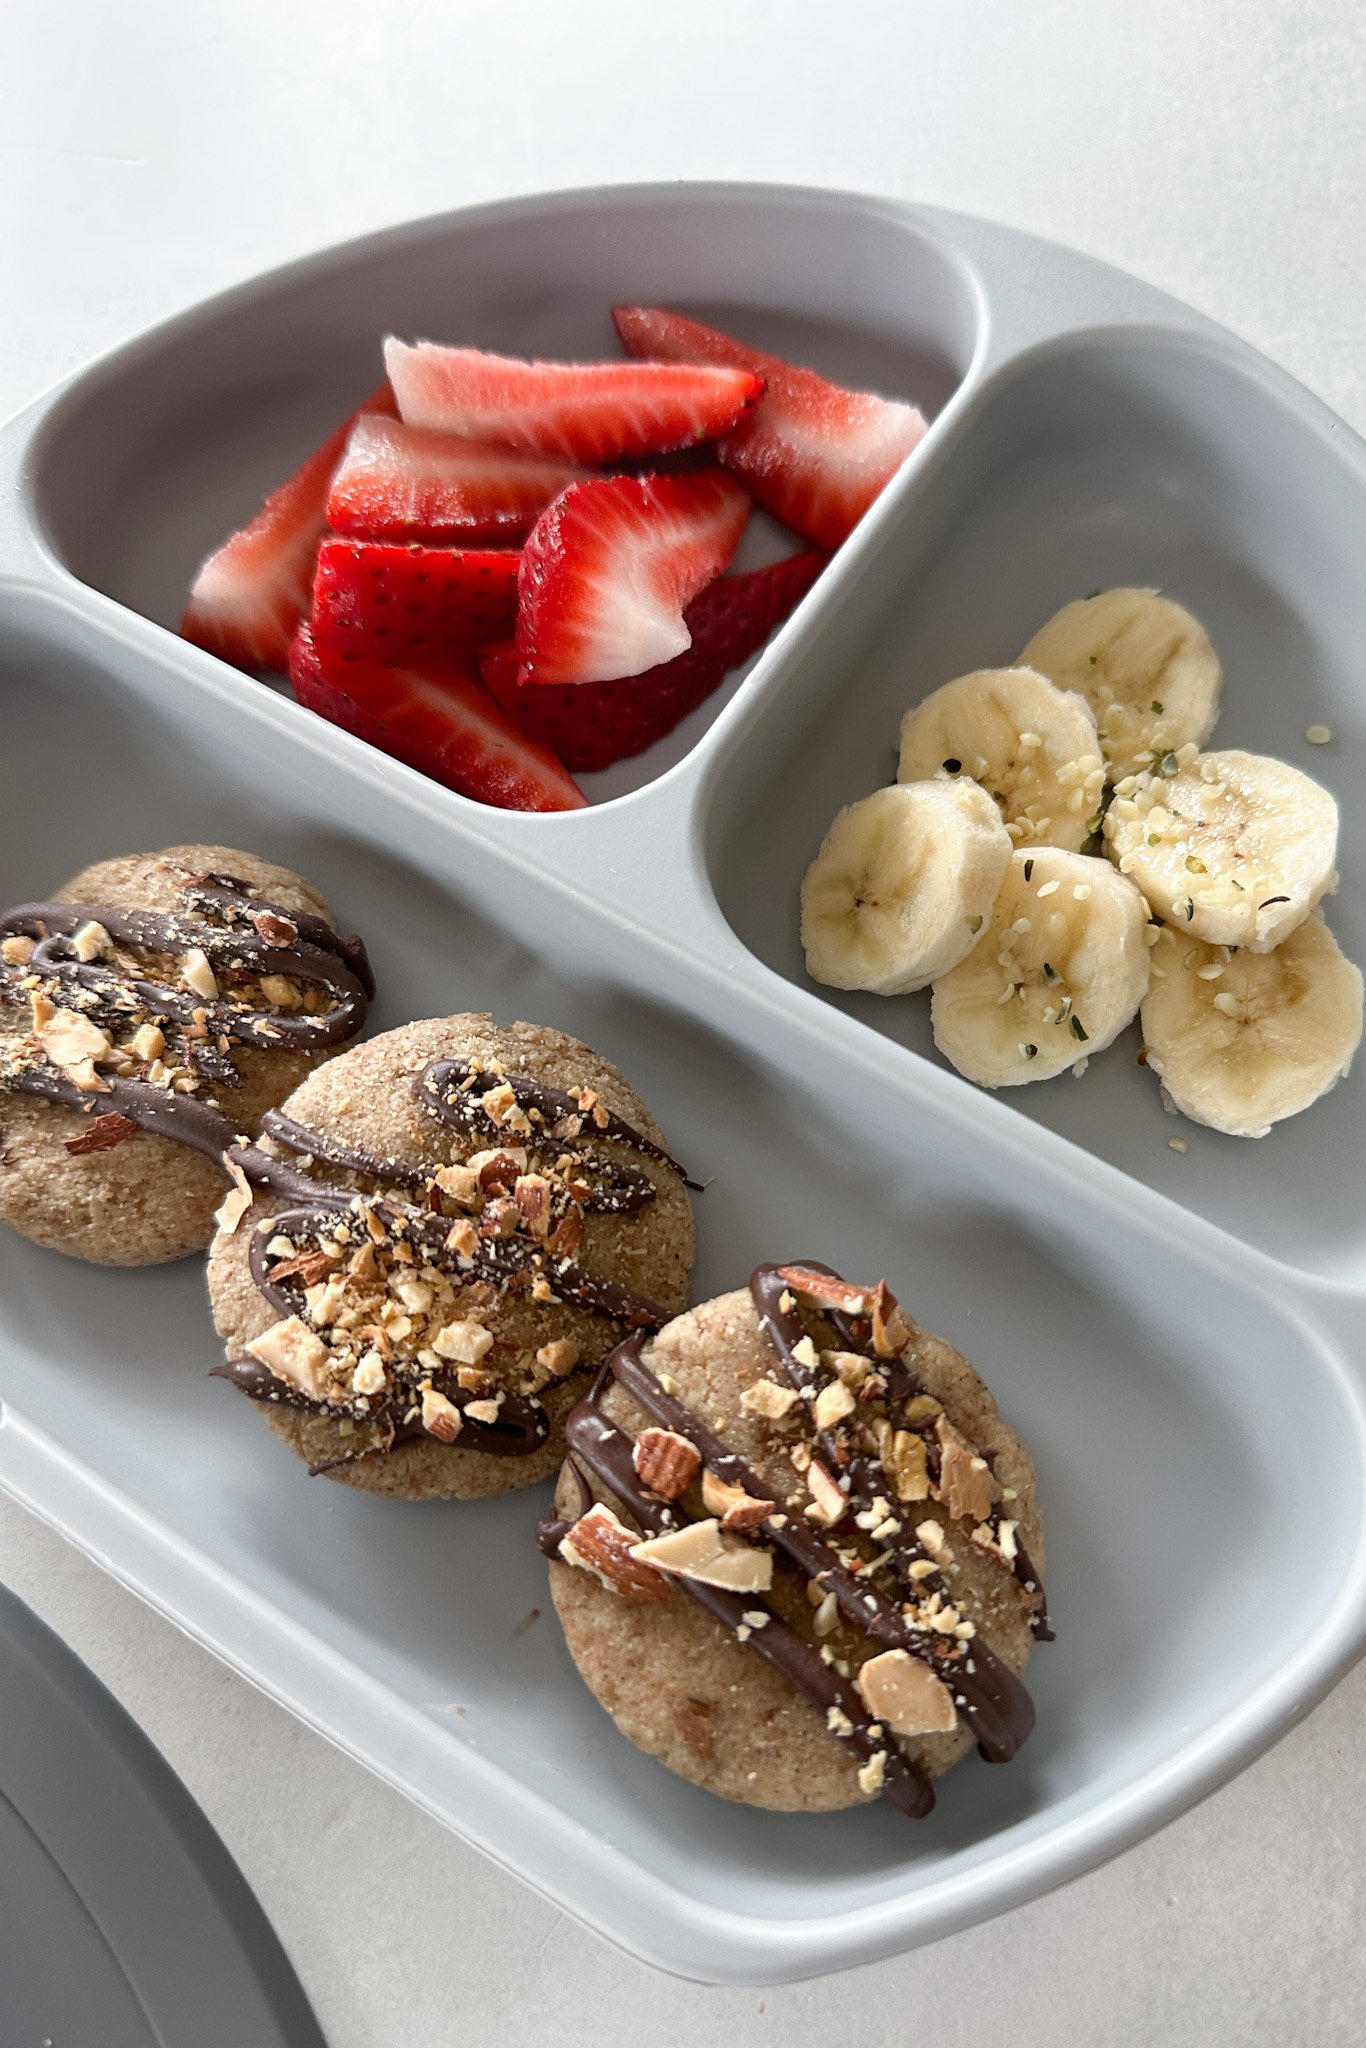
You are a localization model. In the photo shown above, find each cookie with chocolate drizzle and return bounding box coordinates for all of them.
[207,1014,696,1499]
[0,844,373,1264]
[539,1267,1048,1817]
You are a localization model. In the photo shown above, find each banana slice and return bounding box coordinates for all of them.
[1020,587,1222,781]
[1142,918,1363,1137]
[931,846,1150,1085]
[1105,746,1338,952]
[801,780,1012,996]
[896,665,1105,853]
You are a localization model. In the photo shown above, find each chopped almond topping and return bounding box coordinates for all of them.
[352,1351,386,1396]
[463,1397,502,1425]
[253,909,299,947]
[560,1503,672,1600]
[432,1318,493,1365]
[213,1155,254,1235]
[64,1111,140,1157]
[631,1518,773,1593]
[632,1427,701,1501]
[181,947,219,1000]
[804,1460,847,1528]
[738,1377,799,1421]
[433,1162,480,1209]
[870,1279,913,1359]
[813,1379,856,1431]
[535,1337,580,1378]
[72,920,111,963]
[857,1751,888,1796]
[127,1022,166,1063]
[513,1172,553,1237]
[246,1316,331,1399]
[420,1384,462,1442]
[934,1416,999,1524]
[0,934,34,966]
[701,1469,774,1531]
[775,1265,869,1315]
[35,1007,112,1074]
[258,973,301,1009]
[856,1649,957,1735]
[885,1429,929,1502]
[444,1218,479,1260]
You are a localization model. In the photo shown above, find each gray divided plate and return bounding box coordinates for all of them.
[0,1581,323,2047]
[3,181,1366,1984]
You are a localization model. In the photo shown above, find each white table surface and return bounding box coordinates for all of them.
[4,2,1366,2040]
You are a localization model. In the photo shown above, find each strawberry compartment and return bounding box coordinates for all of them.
[1,580,1365,1982]
[25,185,978,803]
[704,328,1366,1285]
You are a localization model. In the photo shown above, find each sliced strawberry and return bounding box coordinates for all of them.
[516,471,750,688]
[310,539,520,667]
[288,626,584,813]
[483,550,823,771]
[181,382,395,670]
[612,306,926,551]
[383,338,762,467]
[326,415,588,544]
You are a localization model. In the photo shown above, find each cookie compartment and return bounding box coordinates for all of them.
[4,584,1366,1980]
[20,183,980,805]
[702,326,1366,1285]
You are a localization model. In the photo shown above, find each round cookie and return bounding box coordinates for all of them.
[207,1013,696,1499]
[0,844,372,1264]
[543,1270,1046,1816]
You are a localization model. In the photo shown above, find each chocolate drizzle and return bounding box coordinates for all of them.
[1,876,372,1087]
[213,1059,690,1466]
[751,1264,1052,1642]
[539,1261,1048,1819]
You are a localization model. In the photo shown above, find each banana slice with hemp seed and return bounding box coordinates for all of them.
[897,665,1106,854]
[1104,746,1339,952]
[930,846,1151,1086]
[1020,587,1222,782]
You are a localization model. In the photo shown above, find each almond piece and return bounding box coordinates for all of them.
[181,947,219,1000]
[560,1503,672,1601]
[213,1154,254,1235]
[738,1377,799,1421]
[534,1337,579,1379]
[35,1007,112,1074]
[775,1265,869,1315]
[701,1469,774,1531]
[432,1318,493,1365]
[253,909,299,947]
[632,1427,701,1501]
[420,1385,462,1442]
[856,1649,958,1736]
[513,1172,553,1237]
[246,1315,331,1399]
[885,1429,930,1503]
[813,1379,856,1431]
[631,1518,773,1593]
[64,1110,140,1157]
[804,1460,847,1528]
[352,1351,387,1397]
[870,1279,913,1358]
[433,1162,480,1209]
[934,1416,998,1524]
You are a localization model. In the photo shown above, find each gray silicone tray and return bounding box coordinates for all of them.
[2,182,1365,1987]
[0,1582,322,2045]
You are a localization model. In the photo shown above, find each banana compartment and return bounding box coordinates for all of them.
[2,186,1365,1984]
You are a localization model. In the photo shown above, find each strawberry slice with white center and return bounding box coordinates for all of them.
[383,338,762,466]
[288,626,585,814]
[516,471,750,687]
[181,382,395,670]
[481,550,825,771]
[326,415,589,544]
[612,306,926,550]
[310,539,520,666]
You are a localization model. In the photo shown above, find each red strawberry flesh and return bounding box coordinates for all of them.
[288,626,584,813]
[611,306,926,550]
[483,550,824,771]
[384,338,762,466]
[311,539,519,667]
[181,382,395,670]
[516,470,750,688]
[326,415,588,544]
